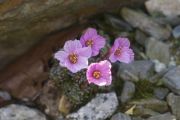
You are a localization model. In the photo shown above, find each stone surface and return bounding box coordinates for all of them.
[111,112,131,120]
[145,0,180,17]
[118,60,154,81]
[36,80,62,117]
[120,81,135,103]
[135,30,148,46]
[147,113,176,120]
[120,7,171,40]
[153,60,166,73]
[66,92,118,120]
[167,93,180,119]
[0,91,11,101]
[133,106,160,117]
[146,38,170,64]
[154,87,169,100]
[0,104,47,120]
[173,25,180,39]
[132,117,144,120]
[162,66,180,95]
[130,98,168,113]
[104,13,133,31]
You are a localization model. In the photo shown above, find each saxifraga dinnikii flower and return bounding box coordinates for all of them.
[54,40,92,73]
[86,60,112,86]
[109,37,134,63]
[80,28,106,56]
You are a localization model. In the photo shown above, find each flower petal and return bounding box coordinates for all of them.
[117,47,133,63]
[83,28,97,39]
[109,54,117,63]
[86,60,112,86]
[54,50,68,63]
[76,47,92,58]
[115,37,130,47]
[76,56,89,69]
[64,40,82,52]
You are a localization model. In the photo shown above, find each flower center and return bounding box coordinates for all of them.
[85,40,93,47]
[92,70,101,79]
[114,48,122,56]
[68,53,78,64]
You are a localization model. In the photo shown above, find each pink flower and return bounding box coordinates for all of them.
[54,40,92,73]
[86,60,112,86]
[109,37,134,63]
[80,28,106,56]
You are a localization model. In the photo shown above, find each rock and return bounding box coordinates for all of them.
[120,8,171,40]
[66,92,118,120]
[146,38,170,64]
[130,98,168,113]
[147,113,176,120]
[0,104,47,120]
[120,81,135,103]
[111,113,131,120]
[0,91,11,101]
[36,80,63,117]
[135,30,148,46]
[173,25,180,39]
[118,60,154,81]
[145,0,180,17]
[167,93,180,119]
[153,60,167,73]
[154,87,169,100]
[0,90,11,107]
[133,106,160,117]
[162,66,180,95]
[104,13,133,31]
[132,117,144,120]
[58,95,72,115]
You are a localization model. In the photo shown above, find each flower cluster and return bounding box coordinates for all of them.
[54,28,134,86]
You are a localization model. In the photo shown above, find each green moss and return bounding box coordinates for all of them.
[134,80,154,100]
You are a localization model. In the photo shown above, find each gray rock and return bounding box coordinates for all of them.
[173,25,180,39]
[147,113,176,120]
[154,87,169,100]
[132,117,144,120]
[67,92,118,120]
[145,0,180,17]
[0,91,11,101]
[135,30,148,46]
[111,113,131,120]
[167,93,180,119]
[153,60,167,73]
[133,106,160,117]
[120,8,171,40]
[130,98,168,113]
[0,104,47,120]
[146,38,170,64]
[120,81,135,103]
[104,13,133,31]
[118,60,154,81]
[162,66,180,95]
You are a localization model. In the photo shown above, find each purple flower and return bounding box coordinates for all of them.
[86,60,112,86]
[109,37,134,63]
[54,40,92,73]
[80,28,106,56]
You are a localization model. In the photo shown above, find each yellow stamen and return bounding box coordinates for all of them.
[114,48,122,56]
[68,53,78,64]
[85,40,93,47]
[93,70,101,79]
